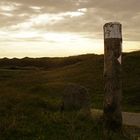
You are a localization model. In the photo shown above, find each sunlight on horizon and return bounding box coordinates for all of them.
[0,31,139,58]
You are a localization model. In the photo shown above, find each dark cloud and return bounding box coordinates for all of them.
[86,0,140,12]
[3,0,82,12]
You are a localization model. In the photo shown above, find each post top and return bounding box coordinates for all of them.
[104,22,122,39]
[104,22,121,27]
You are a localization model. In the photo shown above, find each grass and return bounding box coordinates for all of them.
[0,93,128,140]
[0,51,139,139]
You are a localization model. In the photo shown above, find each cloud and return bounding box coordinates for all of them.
[3,0,82,13]
[0,0,140,41]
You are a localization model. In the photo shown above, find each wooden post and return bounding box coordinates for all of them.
[103,22,122,134]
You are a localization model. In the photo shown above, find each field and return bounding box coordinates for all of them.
[0,51,139,139]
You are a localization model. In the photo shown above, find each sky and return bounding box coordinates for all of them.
[0,0,140,58]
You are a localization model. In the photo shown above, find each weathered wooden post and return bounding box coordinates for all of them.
[103,22,122,135]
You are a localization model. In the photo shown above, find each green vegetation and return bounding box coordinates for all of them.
[0,51,139,139]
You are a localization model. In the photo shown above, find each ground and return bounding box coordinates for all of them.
[0,51,139,139]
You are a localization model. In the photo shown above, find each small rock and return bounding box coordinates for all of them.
[61,84,90,111]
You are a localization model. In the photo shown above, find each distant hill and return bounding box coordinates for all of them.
[0,54,100,69]
[0,51,139,69]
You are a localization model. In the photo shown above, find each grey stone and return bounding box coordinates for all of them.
[61,84,90,111]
